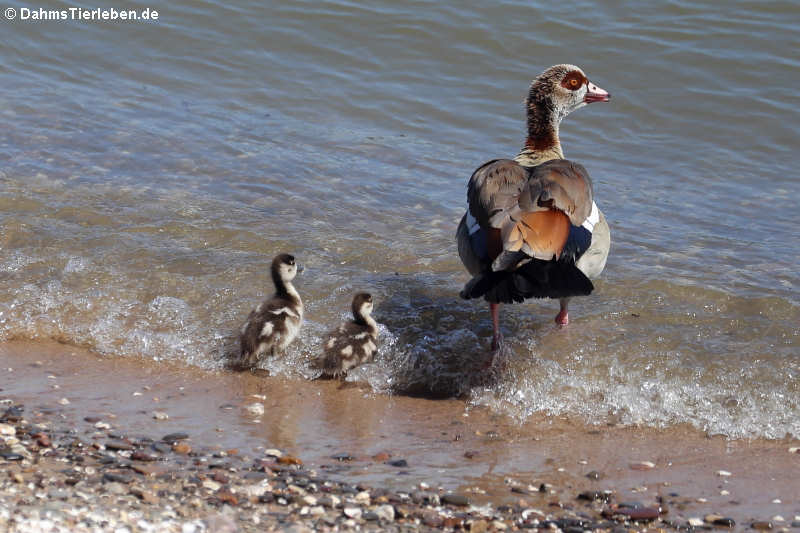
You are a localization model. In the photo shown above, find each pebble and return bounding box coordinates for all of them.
[469,519,489,533]
[629,461,656,470]
[374,504,395,522]
[387,459,408,467]
[0,423,15,436]
[716,469,732,477]
[243,403,264,417]
[585,470,603,480]
[343,506,362,519]
[788,447,799,454]
[103,471,134,484]
[105,439,133,451]
[752,521,773,530]
[331,452,354,461]
[172,442,191,455]
[152,411,169,420]
[264,449,283,458]
[578,491,611,502]
[58,398,70,405]
[688,517,704,527]
[162,432,189,443]
[441,493,469,506]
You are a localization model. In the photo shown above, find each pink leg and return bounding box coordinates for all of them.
[555,298,569,326]
[490,302,503,349]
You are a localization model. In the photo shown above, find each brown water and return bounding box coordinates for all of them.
[0,1,799,439]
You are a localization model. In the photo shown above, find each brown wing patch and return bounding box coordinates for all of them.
[503,210,570,260]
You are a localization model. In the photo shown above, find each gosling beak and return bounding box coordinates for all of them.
[584,81,610,103]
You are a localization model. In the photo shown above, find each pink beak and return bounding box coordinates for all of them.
[584,81,610,103]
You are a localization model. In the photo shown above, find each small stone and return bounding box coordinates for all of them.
[623,507,660,521]
[375,504,395,522]
[752,521,773,530]
[215,489,238,506]
[420,510,443,528]
[720,489,730,495]
[172,442,191,454]
[319,494,341,508]
[772,515,785,522]
[301,495,317,506]
[343,507,362,519]
[716,469,732,477]
[0,424,15,436]
[772,500,782,505]
[103,471,134,484]
[94,421,111,429]
[264,448,283,458]
[355,491,370,504]
[244,403,264,417]
[58,398,70,405]
[578,491,611,502]
[202,479,221,491]
[491,520,508,530]
[629,461,656,470]
[688,517,704,527]
[441,493,470,506]
[162,432,189,442]
[131,451,158,462]
[788,447,799,454]
[386,459,408,467]
[469,519,488,533]
[712,517,736,528]
[130,486,159,504]
[105,439,133,451]
[586,470,603,480]
[332,452,354,461]
[152,411,169,420]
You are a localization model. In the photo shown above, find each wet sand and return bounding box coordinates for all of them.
[1,340,798,531]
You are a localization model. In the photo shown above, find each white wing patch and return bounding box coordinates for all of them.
[581,202,599,232]
[270,307,300,318]
[260,322,274,338]
[340,345,353,357]
[326,338,335,349]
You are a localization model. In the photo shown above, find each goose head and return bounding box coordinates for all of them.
[351,292,373,320]
[271,253,299,284]
[527,64,610,122]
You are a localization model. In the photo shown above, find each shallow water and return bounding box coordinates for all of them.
[1,0,798,439]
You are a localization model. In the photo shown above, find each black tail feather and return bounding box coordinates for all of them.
[460,259,594,304]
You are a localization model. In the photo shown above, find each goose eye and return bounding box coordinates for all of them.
[570,78,579,87]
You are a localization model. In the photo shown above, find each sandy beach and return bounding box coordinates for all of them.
[1,340,797,532]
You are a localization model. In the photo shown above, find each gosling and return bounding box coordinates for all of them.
[317,292,379,378]
[239,253,303,367]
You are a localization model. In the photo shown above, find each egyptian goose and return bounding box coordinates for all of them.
[239,253,303,367]
[456,64,611,348]
[316,292,379,378]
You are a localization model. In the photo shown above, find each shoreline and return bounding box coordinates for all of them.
[1,340,798,531]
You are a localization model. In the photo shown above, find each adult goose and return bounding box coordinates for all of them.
[456,64,611,349]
